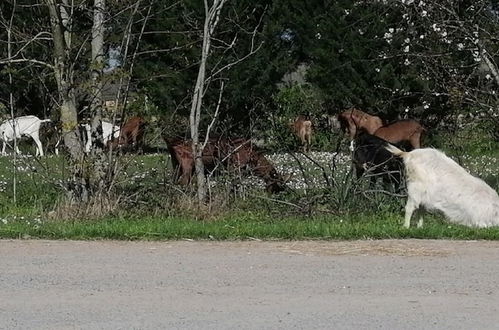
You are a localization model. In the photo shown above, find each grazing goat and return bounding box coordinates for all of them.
[353,133,403,189]
[108,116,146,151]
[338,108,383,140]
[386,145,499,228]
[289,116,313,152]
[83,121,121,152]
[374,119,424,150]
[0,115,51,156]
[165,137,287,193]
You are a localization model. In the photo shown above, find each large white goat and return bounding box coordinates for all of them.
[386,145,499,228]
[0,115,51,157]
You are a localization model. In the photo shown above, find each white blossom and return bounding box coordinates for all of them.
[384,32,393,43]
[404,58,411,66]
[403,45,410,52]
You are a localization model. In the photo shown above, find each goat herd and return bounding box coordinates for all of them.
[1,109,499,228]
[0,115,146,157]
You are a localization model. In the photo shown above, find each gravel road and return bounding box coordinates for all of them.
[1,239,499,329]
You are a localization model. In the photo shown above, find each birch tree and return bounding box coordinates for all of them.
[190,0,228,203]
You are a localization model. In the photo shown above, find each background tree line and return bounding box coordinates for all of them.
[0,0,498,204]
[1,0,498,134]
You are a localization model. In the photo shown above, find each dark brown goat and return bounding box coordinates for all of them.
[165,137,287,193]
[373,119,424,149]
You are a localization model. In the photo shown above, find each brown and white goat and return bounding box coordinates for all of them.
[386,144,499,228]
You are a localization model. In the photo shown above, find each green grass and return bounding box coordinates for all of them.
[2,212,499,241]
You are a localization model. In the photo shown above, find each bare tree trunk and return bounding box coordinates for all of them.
[7,0,17,205]
[89,0,107,194]
[190,0,227,204]
[91,0,105,141]
[46,0,86,201]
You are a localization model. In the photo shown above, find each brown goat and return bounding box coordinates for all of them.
[165,137,287,193]
[289,116,313,152]
[109,116,147,151]
[373,119,425,149]
[337,108,383,139]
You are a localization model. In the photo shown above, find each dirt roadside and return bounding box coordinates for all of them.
[1,239,499,329]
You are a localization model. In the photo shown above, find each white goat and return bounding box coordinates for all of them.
[83,121,120,152]
[386,145,499,228]
[0,115,51,157]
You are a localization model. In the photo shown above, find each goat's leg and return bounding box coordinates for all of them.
[412,206,424,228]
[404,197,418,228]
[31,132,44,157]
[417,215,424,228]
[349,140,355,152]
[179,159,193,185]
[54,138,61,156]
[1,141,5,156]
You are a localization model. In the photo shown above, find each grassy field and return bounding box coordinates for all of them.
[0,128,498,241]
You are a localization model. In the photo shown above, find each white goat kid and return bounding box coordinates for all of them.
[0,115,51,157]
[386,145,499,228]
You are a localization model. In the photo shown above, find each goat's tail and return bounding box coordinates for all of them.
[385,143,407,157]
